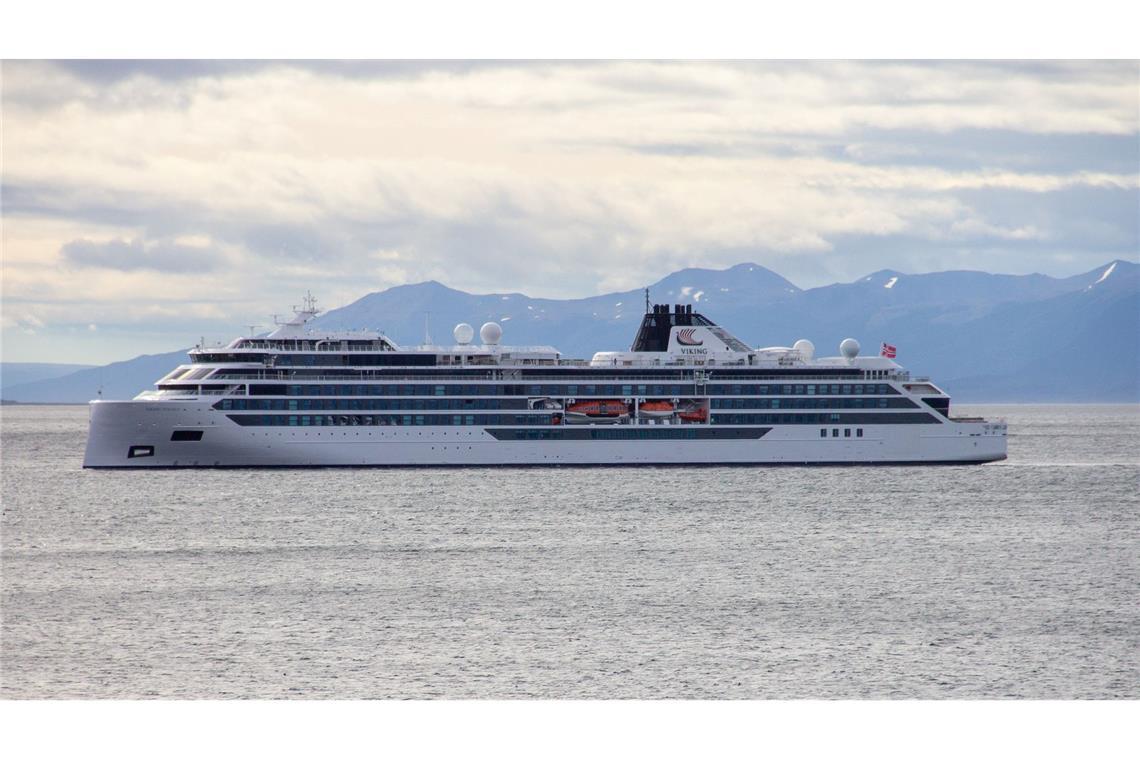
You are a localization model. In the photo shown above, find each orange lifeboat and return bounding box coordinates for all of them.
[566,400,629,416]
[638,401,675,418]
[565,399,630,424]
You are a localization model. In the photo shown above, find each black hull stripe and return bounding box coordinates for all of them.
[484,427,772,441]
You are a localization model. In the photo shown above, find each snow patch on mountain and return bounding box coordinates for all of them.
[1088,261,1117,289]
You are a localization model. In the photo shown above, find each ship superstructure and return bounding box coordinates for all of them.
[83,298,1007,467]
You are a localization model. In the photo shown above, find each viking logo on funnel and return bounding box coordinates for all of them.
[676,328,703,346]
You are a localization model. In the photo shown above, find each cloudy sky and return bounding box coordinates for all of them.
[2,60,1137,363]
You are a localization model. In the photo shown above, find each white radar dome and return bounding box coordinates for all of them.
[479,321,502,345]
[792,339,815,360]
[453,322,474,345]
[840,338,861,359]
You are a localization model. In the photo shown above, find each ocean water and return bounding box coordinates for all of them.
[1,404,1137,699]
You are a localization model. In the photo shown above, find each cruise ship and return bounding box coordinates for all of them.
[83,297,1007,467]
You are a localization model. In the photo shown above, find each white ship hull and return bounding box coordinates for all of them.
[83,400,1008,468]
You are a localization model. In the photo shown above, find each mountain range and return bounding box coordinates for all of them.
[3,259,1137,403]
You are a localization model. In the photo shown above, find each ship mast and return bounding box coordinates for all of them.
[267,291,321,338]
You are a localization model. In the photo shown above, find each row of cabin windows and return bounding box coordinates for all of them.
[195,353,428,366]
[217,396,911,412]
[247,382,899,397]
[221,368,867,381]
[821,428,864,438]
[706,383,898,396]
[272,354,433,367]
[229,414,551,427]
[219,397,530,411]
[191,353,257,363]
[228,411,938,427]
[710,412,940,425]
[208,340,390,354]
[711,397,915,410]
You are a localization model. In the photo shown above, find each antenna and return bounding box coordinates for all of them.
[644,287,650,314]
[295,290,319,315]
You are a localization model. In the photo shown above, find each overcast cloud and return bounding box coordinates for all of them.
[2,60,1137,362]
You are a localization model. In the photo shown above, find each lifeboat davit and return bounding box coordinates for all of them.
[638,401,675,418]
[677,406,708,423]
[565,399,630,424]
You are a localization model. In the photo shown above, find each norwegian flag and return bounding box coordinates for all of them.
[880,342,897,359]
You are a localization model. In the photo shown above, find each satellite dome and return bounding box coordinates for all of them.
[479,321,502,345]
[840,338,861,359]
[792,339,815,360]
[453,323,474,345]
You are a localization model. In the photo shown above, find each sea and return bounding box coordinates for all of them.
[1,404,1136,699]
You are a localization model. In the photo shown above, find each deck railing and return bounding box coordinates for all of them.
[184,370,897,384]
